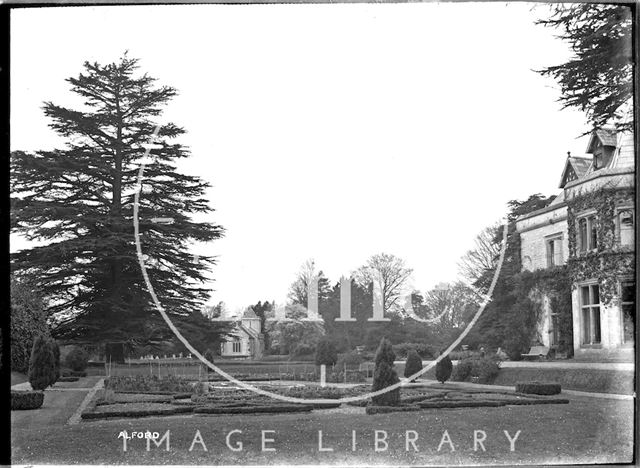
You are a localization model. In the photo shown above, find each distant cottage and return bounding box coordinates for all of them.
[213,308,264,359]
[516,127,634,360]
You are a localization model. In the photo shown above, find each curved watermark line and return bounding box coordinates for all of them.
[133,124,509,404]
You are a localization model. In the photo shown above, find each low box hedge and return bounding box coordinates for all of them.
[57,376,80,382]
[81,405,194,419]
[515,381,561,395]
[366,404,420,415]
[418,400,506,409]
[11,391,45,410]
[194,404,314,415]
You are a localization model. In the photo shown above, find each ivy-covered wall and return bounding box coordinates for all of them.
[518,266,574,354]
[566,187,635,305]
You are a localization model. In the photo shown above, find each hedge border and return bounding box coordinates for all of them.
[81,405,194,420]
[194,404,314,415]
[11,391,45,410]
[515,381,562,395]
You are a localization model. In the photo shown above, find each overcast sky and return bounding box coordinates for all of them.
[11,3,593,312]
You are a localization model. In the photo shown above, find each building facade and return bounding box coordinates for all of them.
[215,308,264,359]
[516,128,635,360]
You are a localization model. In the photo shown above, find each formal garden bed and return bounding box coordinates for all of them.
[81,402,196,420]
[80,378,370,420]
[361,386,570,414]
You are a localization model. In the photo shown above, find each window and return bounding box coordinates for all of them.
[617,209,634,247]
[580,284,601,345]
[621,282,635,344]
[232,341,241,353]
[546,235,563,267]
[577,215,597,253]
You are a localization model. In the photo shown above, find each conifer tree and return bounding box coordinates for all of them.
[537,4,632,131]
[404,349,423,381]
[11,55,225,347]
[28,335,56,391]
[371,337,400,406]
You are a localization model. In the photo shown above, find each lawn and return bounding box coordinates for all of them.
[11,394,633,465]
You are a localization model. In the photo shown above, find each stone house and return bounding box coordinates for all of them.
[516,128,635,360]
[213,308,264,359]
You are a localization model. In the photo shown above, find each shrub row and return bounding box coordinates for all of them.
[515,381,561,395]
[11,391,45,410]
[57,376,79,382]
[81,406,194,419]
[194,404,314,415]
[392,343,435,359]
[366,404,420,415]
[451,356,501,384]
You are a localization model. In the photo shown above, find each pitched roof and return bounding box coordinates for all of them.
[238,323,261,340]
[586,128,617,153]
[242,308,259,319]
[559,156,592,188]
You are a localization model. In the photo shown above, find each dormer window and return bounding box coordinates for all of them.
[587,129,617,171]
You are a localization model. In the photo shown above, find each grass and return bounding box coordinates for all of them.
[11,394,633,465]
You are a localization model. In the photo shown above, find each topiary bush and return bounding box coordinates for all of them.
[315,339,338,367]
[435,353,453,383]
[28,335,57,391]
[371,338,400,406]
[515,381,561,395]
[11,390,45,410]
[65,346,89,372]
[404,349,423,380]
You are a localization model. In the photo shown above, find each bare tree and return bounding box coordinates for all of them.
[457,223,501,286]
[354,253,413,314]
[287,259,330,306]
[423,282,480,330]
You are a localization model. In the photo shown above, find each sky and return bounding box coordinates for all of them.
[11,3,593,312]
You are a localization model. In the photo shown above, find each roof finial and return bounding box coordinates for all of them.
[567,151,571,157]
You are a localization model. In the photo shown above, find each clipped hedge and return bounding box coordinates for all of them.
[515,381,561,395]
[11,391,45,410]
[194,404,314,414]
[61,369,87,378]
[57,376,80,382]
[418,400,505,409]
[81,405,194,420]
[366,404,420,415]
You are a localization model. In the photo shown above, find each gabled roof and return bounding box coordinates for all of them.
[586,128,617,153]
[559,156,592,188]
[238,323,261,340]
[242,307,259,319]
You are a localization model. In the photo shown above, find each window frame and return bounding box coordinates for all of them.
[579,282,602,347]
[545,233,564,267]
[232,340,242,353]
[615,206,634,248]
[576,211,598,254]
